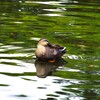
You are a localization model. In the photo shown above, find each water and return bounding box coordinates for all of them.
[0,0,100,100]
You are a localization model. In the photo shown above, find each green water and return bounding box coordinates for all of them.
[0,0,100,100]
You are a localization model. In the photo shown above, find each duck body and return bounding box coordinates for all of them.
[35,39,66,60]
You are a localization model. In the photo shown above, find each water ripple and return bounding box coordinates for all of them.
[0,59,35,73]
[25,1,66,6]
[0,53,33,58]
[0,0,100,100]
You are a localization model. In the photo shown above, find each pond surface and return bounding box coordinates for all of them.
[0,0,100,100]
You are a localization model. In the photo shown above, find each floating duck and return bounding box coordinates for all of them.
[35,38,66,61]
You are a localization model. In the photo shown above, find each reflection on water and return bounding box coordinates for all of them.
[35,59,66,78]
[0,0,100,100]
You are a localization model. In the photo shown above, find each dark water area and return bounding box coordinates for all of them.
[0,0,100,100]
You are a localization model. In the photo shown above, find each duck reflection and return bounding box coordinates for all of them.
[35,59,66,78]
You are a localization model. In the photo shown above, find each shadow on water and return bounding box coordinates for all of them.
[35,59,67,78]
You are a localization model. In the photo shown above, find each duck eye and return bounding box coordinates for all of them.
[44,39,48,42]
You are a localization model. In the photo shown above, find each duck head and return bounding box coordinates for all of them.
[37,38,50,46]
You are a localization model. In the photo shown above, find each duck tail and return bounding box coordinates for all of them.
[59,47,66,53]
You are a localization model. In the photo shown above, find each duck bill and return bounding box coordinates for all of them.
[47,42,52,46]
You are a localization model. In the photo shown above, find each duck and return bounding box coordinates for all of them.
[35,38,66,61]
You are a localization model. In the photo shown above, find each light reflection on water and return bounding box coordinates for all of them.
[0,0,100,100]
[0,74,85,100]
[0,53,33,58]
[0,59,35,73]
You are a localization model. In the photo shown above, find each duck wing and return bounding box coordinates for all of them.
[48,43,66,53]
[45,44,66,59]
[45,46,58,58]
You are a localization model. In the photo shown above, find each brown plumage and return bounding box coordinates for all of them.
[35,38,66,60]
